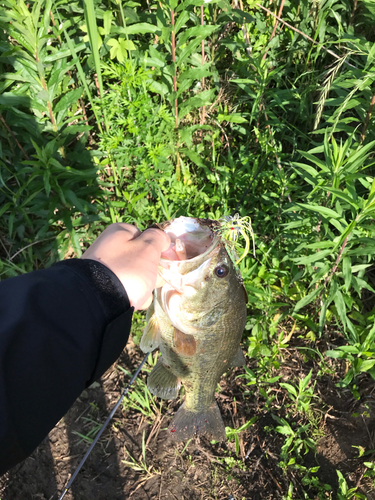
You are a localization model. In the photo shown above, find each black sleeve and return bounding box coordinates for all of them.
[0,259,134,475]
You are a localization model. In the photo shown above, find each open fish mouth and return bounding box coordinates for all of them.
[158,217,221,291]
[160,217,215,261]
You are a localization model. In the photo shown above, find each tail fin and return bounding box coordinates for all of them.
[168,401,226,441]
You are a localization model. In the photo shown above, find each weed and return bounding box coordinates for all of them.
[122,430,159,478]
[272,415,316,469]
[279,369,316,414]
[337,470,366,500]
[118,365,161,421]
[225,416,258,456]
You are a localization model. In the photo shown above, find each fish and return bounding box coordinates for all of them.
[140,216,248,441]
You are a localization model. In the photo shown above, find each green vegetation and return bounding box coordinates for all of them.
[1,0,375,497]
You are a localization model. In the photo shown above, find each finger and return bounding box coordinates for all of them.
[137,228,171,253]
[161,244,179,261]
[155,273,166,289]
[103,223,141,241]
[137,295,153,311]
[82,223,141,259]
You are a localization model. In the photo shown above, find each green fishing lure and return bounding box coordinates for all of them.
[215,213,256,266]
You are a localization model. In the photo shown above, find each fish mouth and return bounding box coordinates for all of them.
[158,217,221,291]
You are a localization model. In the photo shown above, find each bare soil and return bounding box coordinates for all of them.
[1,339,374,500]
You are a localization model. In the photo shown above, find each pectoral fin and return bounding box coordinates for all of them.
[174,328,196,356]
[148,358,180,400]
[140,303,160,353]
[231,347,246,367]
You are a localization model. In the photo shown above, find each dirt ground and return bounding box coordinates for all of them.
[1,338,375,500]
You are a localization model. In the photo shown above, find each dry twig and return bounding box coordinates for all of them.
[262,0,285,60]
[256,3,356,69]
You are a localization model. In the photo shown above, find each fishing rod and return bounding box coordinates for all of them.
[57,354,149,500]
[56,158,266,499]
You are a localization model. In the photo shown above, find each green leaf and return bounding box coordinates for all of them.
[342,256,352,292]
[333,289,347,329]
[57,9,103,133]
[0,202,11,218]
[107,38,136,62]
[44,43,87,63]
[293,249,332,265]
[295,203,341,219]
[177,29,218,65]
[70,227,82,257]
[103,10,113,35]
[0,92,30,107]
[293,162,320,182]
[346,140,375,173]
[43,170,51,196]
[275,425,293,436]
[318,186,359,209]
[359,359,375,372]
[299,151,330,172]
[325,349,342,358]
[179,89,215,119]
[174,11,190,34]
[293,286,322,313]
[119,23,159,35]
[177,25,218,47]
[300,369,313,392]
[156,186,171,220]
[84,0,105,109]
[179,65,212,82]
[54,87,83,113]
[218,113,248,124]
[279,383,297,398]
[65,189,88,214]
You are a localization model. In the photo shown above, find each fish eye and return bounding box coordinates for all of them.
[214,265,228,278]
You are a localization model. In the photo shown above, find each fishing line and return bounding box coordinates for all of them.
[57,353,149,500]
[56,156,267,498]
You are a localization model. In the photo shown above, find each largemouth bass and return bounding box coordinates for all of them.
[140,217,248,441]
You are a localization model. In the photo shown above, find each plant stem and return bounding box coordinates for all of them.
[211,5,218,63]
[201,5,205,126]
[361,92,375,143]
[262,0,285,60]
[350,0,358,26]
[324,236,349,287]
[171,8,180,180]
[171,9,178,127]
[238,0,252,56]
[35,51,57,132]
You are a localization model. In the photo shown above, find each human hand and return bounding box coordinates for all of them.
[82,223,170,310]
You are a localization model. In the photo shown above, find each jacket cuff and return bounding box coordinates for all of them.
[53,259,131,323]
